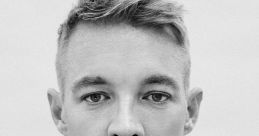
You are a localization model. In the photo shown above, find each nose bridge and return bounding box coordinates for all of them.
[118,95,135,127]
[108,93,144,136]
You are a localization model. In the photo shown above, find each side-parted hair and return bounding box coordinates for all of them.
[56,0,190,96]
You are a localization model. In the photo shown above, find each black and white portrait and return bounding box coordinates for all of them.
[0,0,258,136]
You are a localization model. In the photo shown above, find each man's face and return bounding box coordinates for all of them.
[54,23,192,136]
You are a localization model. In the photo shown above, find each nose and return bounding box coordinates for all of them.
[108,98,144,136]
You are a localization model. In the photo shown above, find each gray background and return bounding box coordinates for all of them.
[0,0,258,135]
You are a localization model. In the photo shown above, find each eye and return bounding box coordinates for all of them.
[143,91,171,103]
[82,92,110,104]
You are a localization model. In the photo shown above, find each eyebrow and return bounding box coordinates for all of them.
[72,74,179,93]
[142,74,179,91]
[72,76,108,93]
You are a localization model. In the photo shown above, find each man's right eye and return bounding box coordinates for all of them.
[82,91,110,104]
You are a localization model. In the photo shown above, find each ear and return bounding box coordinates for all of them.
[47,88,67,135]
[184,88,203,135]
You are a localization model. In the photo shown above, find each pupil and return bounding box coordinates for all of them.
[90,94,101,102]
[152,94,162,102]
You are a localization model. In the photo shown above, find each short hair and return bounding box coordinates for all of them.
[56,0,190,96]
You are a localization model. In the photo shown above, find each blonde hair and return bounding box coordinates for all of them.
[56,0,190,95]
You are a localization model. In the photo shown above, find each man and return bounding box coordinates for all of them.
[47,0,203,136]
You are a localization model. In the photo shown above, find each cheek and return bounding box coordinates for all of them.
[140,105,187,136]
[64,104,112,136]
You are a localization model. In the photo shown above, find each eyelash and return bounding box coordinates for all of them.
[81,91,110,105]
[142,91,172,104]
[81,90,172,105]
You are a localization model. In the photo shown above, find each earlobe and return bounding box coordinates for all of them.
[47,88,67,135]
[184,88,203,135]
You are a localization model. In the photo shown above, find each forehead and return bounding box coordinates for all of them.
[63,23,188,91]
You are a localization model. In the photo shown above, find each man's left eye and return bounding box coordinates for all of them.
[143,91,171,103]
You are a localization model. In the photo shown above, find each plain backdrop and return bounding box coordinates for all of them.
[0,0,258,135]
